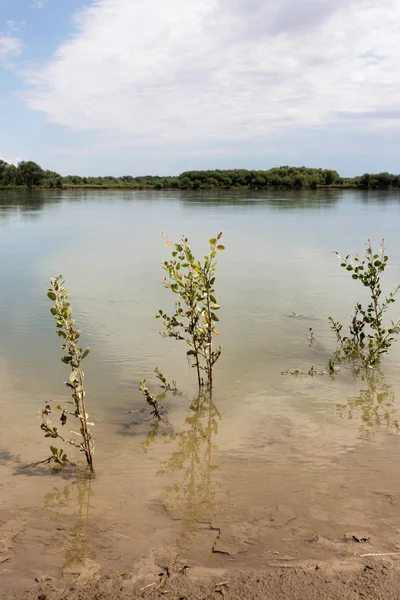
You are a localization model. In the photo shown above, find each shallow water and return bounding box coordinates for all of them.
[1,188,400,583]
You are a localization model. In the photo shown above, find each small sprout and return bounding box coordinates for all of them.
[49,446,68,466]
[140,379,161,420]
[154,367,178,393]
[328,359,336,374]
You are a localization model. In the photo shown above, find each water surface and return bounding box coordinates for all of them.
[1,188,400,580]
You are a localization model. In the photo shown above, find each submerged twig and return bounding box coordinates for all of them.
[140,379,161,419]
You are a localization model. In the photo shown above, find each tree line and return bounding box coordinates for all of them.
[1,159,400,191]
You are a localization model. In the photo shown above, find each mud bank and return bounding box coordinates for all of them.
[1,548,400,600]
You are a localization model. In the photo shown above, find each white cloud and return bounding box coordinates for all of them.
[6,21,26,32]
[0,34,22,66]
[31,0,46,8]
[22,0,400,153]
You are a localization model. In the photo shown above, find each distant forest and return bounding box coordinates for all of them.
[1,159,399,191]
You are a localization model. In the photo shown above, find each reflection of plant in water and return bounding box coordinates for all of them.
[141,417,165,453]
[44,484,71,512]
[337,369,399,438]
[43,475,96,565]
[145,392,221,546]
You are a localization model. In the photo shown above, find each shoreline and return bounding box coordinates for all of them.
[2,550,399,599]
[1,185,400,192]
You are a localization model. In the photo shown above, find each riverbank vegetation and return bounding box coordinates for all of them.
[1,159,400,191]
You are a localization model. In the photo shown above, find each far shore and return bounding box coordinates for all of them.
[2,184,399,192]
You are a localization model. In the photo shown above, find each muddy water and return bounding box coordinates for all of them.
[1,188,400,588]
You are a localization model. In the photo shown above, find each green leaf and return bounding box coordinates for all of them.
[209,238,217,245]
[47,292,56,301]
[217,245,225,251]
[81,347,90,360]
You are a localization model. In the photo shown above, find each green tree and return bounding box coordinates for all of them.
[0,159,8,183]
[17,161,44,189]
[2,164,17,186]
[359,173,371,188]
[325,169,340,185]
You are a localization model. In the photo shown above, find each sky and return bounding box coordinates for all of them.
[0,0,399,177]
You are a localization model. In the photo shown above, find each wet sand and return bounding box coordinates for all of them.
[2,547,400,600]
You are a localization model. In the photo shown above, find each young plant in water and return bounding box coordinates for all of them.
[329,239,400,369]
[139,368,180,419]
[154,366,178,393]
[40,276,94,472]
[157,233,225,390]
[139,379,162,419]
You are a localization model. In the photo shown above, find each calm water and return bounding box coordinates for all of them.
[1,188,400,576]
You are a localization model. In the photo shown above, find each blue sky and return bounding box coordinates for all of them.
[1,0,400,177]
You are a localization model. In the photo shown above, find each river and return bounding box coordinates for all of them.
[1,188,400,588]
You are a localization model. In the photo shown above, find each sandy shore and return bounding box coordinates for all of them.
[2,548,400,600]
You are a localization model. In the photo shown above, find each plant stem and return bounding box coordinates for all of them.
[77,370,94,472]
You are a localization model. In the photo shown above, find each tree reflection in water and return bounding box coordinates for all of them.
[43,474,96,565]
[337,369,399,437]
[143,392,221,546]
